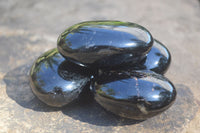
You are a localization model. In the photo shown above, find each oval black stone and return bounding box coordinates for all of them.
[29,48,91,107]
[57,21,153,68]
[143,40,171,74]
[101,39,171,74]
[91,70,176,120]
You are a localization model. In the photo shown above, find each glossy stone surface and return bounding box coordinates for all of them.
[29,48,91,107]
[57,21,153,68]
[92,70,176,120]
[142,40,171,74]
[101,39,171,74]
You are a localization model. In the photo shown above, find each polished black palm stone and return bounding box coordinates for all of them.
[91,70,176,120]
[142,40,171,74]
[29,21,176,120]
[100,39,171,74]
[29,48,91,107]
[57,21,153,68]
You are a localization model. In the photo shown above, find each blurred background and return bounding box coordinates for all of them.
[0,0,200,132]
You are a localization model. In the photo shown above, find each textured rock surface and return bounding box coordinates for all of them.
[0,0,200,132]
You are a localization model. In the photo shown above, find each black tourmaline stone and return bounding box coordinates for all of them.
[91,70,176,120]
[29,48,91,107]
[142,40,171,74]
[104,39,171,74]
[57,21,153,68]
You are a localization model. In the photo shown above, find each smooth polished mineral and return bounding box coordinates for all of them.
[105,40,171,74]
[143,40,171,74]
[91,70,176,120]
[29,48,91,107]
[57,21,153,68]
